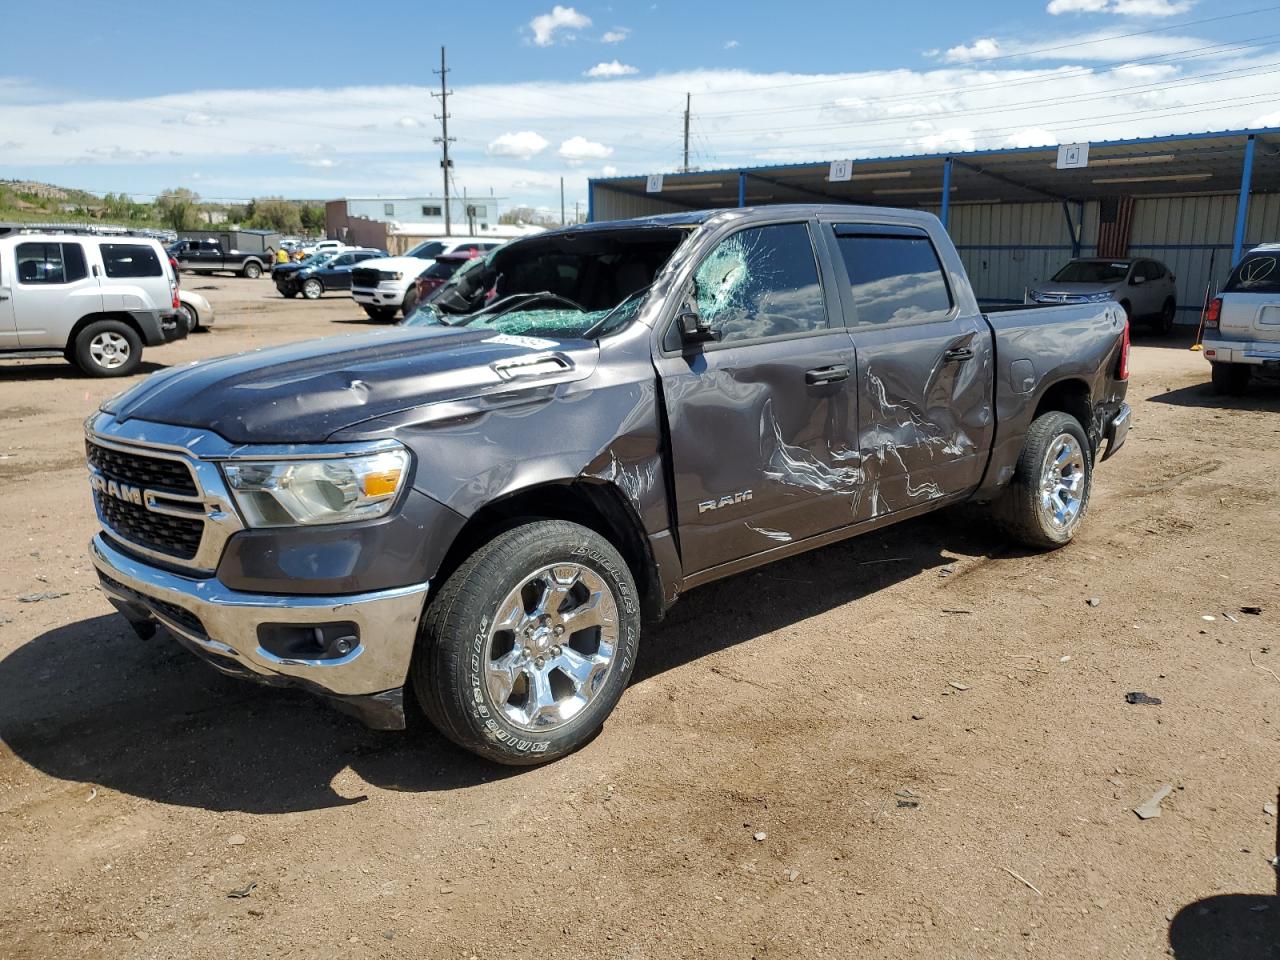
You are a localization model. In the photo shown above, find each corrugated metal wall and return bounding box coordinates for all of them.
[590,181,1280,323]
[592,186,691,221]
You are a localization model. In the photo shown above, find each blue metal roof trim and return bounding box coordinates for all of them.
[589,125,1280,185]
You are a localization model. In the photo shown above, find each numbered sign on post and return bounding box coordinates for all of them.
[829,159,853,182]
[646,174,664,193]
[1056,143,1090,170]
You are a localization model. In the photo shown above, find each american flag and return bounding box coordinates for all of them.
[1097,196,1135,259]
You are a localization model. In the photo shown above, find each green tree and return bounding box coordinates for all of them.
[299,203,325,234]
[155,188,201,231]
[247,196,302,234]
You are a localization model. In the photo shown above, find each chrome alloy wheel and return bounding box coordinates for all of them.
[1039,433,1086,531]
[485,563,619,731]
[89,331,131,369]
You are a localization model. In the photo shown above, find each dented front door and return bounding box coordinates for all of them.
[654,220,862,576]
[820,221,995,521]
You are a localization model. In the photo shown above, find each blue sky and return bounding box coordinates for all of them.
[1,0,1276,213]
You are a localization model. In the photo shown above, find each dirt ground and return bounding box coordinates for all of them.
[0,276,1276,960]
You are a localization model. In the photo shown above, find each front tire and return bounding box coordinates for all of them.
[302,278,323,300]
[412,520,641,765]
[401,287,419,318]
[177,301,198,332]
[1210,361,1251,396]
[242,261,263,279]
[995,411,1093,549]
[73,320,142,378]
[362,305,398,322]
[1158,297,1176,336]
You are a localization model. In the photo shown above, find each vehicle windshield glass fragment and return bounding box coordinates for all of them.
[416,226,689,339]
[1052,261,1129,283]
[1225,254,1280,293]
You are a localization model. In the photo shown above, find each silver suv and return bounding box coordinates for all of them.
[1028,257,1179,335]
[0,229,186,376]
[1203,243,1280,394]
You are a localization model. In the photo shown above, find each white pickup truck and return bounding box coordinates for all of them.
[1203,243,1280,393]
[350,236,500,320]
[0,229,186,376]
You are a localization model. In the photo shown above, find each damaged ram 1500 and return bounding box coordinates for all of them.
[86,205,1131,764]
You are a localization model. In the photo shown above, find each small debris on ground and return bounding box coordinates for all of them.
[1201,615,1216,622]
[1224,612,1239,623]
[1087,597,1101,607]
[1000,866,1044,897]
[226,882,256,899]
[1134,784,1174,820]
[1264,802,1277,818]
[786,869,800,882]
[948,681,970,691]
[1241,605,1264,615]
[753,832,767,842]
[17,591,68,603]
[941,608,973,615]
[939,564,957,578]
[1125,692,1162,706]
[227,834,247,846]
[85,788,96,802]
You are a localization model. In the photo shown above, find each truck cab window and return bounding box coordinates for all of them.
[834,230,953,327]
[692,222,827,343]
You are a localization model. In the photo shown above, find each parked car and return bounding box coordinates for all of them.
[1201,243,1280,394]
[169,235,273,279]
[411,249,485,307]
[351,236,501,320]
[84,205,1129,763]
[176,289,213,333]
[0,229,186,376]
[276,248,386,300]
[1027,257,1178,334]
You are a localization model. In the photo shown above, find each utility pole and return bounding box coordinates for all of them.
[575,200,580,224]
[682,92,691,173]
[432,45,455,236]
[560,177,565,226]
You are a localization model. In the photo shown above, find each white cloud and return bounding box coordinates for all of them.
[528,5,591,46]
[396,116,422,128]
[914,128,977,153]
[585,60,639,78]
[601,28,630,43]
[50,122,78,135]
[1005,127,1059,147]
[486,130,551,160]
[559,135,613,165]
[299,157,340,169]
[943,38,1001,63]
[1048,0,1192,13]
[602,164,619,176]
[724,39,740,49]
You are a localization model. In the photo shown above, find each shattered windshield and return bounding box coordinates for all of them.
[403,226,689,339]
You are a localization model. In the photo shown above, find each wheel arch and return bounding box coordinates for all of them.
[68,311,145,351]
[1031,377,1096,451]
[431,479,665,626]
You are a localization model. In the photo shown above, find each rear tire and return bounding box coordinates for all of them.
[242,261,263,279]
[994,411,1093,550]
[302,278,323,300]
[1210,361,1251,396]
[73,320,142,378]
[412,520,641,765]
[362,305,398,322]
[1158,297,1176,336]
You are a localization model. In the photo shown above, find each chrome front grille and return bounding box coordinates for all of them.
[86,416,246,573]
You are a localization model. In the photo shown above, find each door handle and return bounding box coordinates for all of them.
[805,364,849,385]
[944,346,975,362]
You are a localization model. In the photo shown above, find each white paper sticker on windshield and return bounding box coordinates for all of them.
[484,333,559,350]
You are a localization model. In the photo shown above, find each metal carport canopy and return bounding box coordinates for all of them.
[590,126,1280,216]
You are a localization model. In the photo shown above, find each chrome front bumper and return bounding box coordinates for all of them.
[92,533,429,705]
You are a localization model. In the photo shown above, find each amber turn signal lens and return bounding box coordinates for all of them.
[361,470,402,497]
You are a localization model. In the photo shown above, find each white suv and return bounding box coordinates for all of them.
[1203,243,1280,394]
[0,230,186,377]
[350,236,501,320]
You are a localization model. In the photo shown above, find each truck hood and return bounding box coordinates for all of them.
[104,326,596,444]
[360,256,435,274]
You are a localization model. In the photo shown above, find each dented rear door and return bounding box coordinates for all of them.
[819,220,995,521]
[654,219,862,575]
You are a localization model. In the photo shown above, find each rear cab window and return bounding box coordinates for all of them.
[100,244,162,279]
[830,224,953,327]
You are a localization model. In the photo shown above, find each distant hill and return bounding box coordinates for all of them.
[0,179,117,223]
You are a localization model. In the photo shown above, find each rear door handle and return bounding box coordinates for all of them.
[944,346,975,362]
[805,363,849,385]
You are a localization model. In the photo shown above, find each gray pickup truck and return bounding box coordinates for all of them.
[86,205,1131,764]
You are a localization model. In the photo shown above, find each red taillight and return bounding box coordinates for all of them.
[1204,296,1222,330]
[1117,317,1130,381]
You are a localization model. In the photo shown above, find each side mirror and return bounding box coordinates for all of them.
[1131,275,1145,285]
[677,309,717,347]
